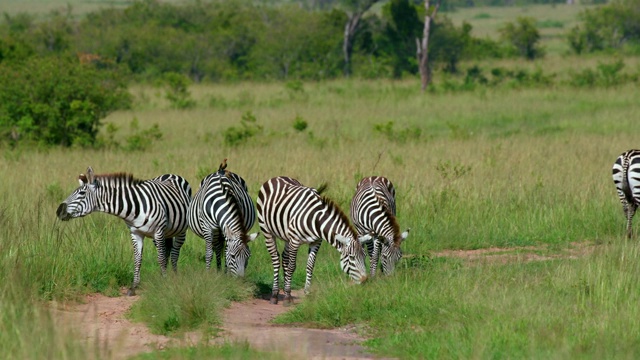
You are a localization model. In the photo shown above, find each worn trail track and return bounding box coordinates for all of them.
[53,290,376,360]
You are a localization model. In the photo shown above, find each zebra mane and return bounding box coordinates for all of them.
[96,173,145,187]
[319,195,357,238]
[383,206,402,246]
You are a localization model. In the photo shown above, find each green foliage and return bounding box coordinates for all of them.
[293,115,308,132]
[0,56,130,147]
[98,118,163,152]
[163,72,196,109]
[373,121,422,142]
[568,0,640,54]
[568,59,637,87]
[500,17,544,60]
[223,111,263,147]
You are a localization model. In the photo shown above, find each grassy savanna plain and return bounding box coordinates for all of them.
[2,2,640,360]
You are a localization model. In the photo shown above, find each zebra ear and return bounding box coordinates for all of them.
[86,167,95,184]
[248,232,259,242]
[401,228,410,242]
[78,174,88,185]
[222,225,234,240]
[335,234,350,245]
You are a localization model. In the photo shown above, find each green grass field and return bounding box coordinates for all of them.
[3,2,640,359]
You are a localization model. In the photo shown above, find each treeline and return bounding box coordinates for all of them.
[0,0,507,82]
[1,0,639,148]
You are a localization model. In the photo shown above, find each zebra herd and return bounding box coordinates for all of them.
[56,160,409,302]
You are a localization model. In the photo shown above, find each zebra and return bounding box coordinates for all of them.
[350,176,409,277]
[56,167,191,296]
[612,149,640,239]
[188,159,257,276]
[257,176,370,305]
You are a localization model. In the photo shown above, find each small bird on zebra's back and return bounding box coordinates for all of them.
[188,159,258,276]
[56,167,192,296]
[612,149,640,239]
[257,176,370,305]
[351,176,409,276]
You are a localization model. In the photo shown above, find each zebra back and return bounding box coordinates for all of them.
[613,149,640,206]
[257,176,368,282]
[351,176,402,246]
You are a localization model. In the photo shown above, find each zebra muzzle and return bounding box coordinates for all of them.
[56,203,71,221]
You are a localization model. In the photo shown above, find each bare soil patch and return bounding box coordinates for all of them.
[432,241,596,265]
[53,289,379,360]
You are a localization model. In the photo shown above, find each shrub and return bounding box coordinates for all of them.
[500,17,544,60]
[0,56,130,147]
[223,111,263,147]
[163,72,196,109]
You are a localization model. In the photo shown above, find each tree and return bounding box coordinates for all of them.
[342,0,380,77]
[416,0,441,91]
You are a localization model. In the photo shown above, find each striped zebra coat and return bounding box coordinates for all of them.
[612,149,640,238]
[257,176,370,305]
[188,161,257,276]
[351,176,409,276]
[56,167,191,295]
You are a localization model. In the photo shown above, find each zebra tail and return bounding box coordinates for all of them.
[622,156,635,204]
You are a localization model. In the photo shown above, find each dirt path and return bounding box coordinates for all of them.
[53,242,595,359]
[53,290,377,360]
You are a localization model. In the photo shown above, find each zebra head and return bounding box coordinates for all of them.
[223,226,258,277]
[56,167,99,221]
[335,233,370,284]
[380,229,410,275]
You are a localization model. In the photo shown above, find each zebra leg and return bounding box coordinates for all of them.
[370,238,382,277]
[627,203,637,239]
[283,242,300,305]
[204,231,215,270]
[154,231,169,276]
[213,229,224,271]
[170,232,186,272]
[128,232,144,296]
[264,232,281,304]
[304,242,322,295]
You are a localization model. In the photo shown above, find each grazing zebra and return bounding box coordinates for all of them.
[351,176,409,276]
[56,167,191,296]
[612,149,640,239]
[257,176,370,305]
[188,160,257,276]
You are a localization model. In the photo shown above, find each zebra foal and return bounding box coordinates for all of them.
[56,167,191,295]
[351,176,409,276]
[188,160,257,276]
[257,176,370,305]
[612,149,640,239]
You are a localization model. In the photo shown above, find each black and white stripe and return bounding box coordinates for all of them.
[351,176,409,276]
[257,176,370,305]
[56,167,191,295]
[612,149,640,239]
[188,160,257,276]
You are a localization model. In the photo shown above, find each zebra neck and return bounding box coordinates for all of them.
[95,182,144,221]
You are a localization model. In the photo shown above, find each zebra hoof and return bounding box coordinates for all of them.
[270,295,279,305]
[283,295,293,306]
[127,288,136,296]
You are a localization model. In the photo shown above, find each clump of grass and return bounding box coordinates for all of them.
[131,341,282,360]
[128,266,255,335]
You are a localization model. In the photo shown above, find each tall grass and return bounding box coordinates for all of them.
[277,241,640,358]
[1,72,639,357]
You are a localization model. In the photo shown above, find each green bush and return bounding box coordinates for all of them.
[163,72,196,109]
[0,56,130,147]
[500,17,544,60]
[223,111,263,147]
